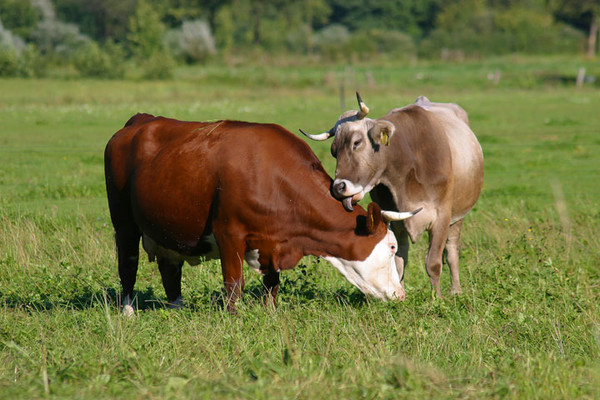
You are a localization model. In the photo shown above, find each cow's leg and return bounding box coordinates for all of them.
[219,241,246,313]
[157,256,184,308]
[445,219,463,295]
[263,269,280,308]
[426,219,450,298]
[115,225,141,316]
[107,182,141,316]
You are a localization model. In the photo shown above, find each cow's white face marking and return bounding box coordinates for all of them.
[332,179,377,203]
[324,229,405,301]
[332,179,363,198]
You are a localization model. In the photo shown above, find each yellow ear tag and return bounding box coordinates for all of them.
[381,132,389,146]
[370,212,374,228]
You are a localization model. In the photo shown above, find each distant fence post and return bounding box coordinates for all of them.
[493,70,501,85]
[576,67,586,88]
[339,82,345,110]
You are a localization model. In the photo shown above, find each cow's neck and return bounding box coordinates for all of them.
[293,194,377,262]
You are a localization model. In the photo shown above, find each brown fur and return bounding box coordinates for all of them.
[105,116,390,311]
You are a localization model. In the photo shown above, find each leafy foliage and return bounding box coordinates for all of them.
[0,0,598,78]
[0,44,44,77]
[0,0,38,39]
[31,18,89,57]
[73,40,124,78]
[164,19,216,63]
[127,0,166,59]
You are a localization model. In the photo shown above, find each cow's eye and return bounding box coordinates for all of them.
[352,139,362,150]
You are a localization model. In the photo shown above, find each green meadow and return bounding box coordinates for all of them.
[1,56,599,399]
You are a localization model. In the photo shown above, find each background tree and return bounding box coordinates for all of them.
[552,0,600,57]
[55,0,135,42]
[127,0,165,58]
[0,0,38,39]
[328,0,441,38]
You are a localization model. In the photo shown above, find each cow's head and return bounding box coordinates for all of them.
[301,92,394,211]
[325,203,420,301]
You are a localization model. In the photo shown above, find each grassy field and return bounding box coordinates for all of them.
[1,55,599,399]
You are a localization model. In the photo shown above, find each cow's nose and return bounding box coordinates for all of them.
[333,180,346,197]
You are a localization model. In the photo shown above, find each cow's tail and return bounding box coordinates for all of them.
[124,113,155,128]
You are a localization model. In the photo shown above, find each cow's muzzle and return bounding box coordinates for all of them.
[332,179,364,211]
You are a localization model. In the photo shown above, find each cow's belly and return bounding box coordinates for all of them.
[446,128,484,223]
[141,234,261,272]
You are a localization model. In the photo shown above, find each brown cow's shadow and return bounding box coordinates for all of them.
[0,267,368,312]
[0,287,161,312]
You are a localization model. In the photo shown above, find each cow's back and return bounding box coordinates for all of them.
[382,104,483,224]
[106,117,334,254]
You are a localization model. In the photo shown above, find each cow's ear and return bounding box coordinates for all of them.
[367,202,383,234]
[368,120,395,146]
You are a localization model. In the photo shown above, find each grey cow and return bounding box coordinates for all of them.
[301,93,484,298]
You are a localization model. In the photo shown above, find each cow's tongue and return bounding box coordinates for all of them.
[342,197,354,212]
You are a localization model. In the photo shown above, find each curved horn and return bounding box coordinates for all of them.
[382,207,423,222]
[356,92,370,119]
[299,128,332,141]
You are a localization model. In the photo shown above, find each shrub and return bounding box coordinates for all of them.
[17,44,45,77]
[127,0,165,59]
[346,29,416,61]
[285,24,311,54]
[314,24,351,60]
[0,0,37,39]
[214,5,234,54]
[0,46,18,76]
[419,2,585,58]
[0,44,45,77]
[370,30,416,56]
[31,19,89,58]
[0,17,26,52]
[73,41,124,79]
[140,50,175,80]
[164,19,215,63]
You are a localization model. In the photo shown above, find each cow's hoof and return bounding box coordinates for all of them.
[122,304,135,317]
[167,296,184,309]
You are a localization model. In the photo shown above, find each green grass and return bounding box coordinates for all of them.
[1,55,599,399]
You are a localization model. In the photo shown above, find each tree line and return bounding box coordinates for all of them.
[0,0,598,78]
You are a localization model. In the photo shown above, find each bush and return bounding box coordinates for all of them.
[284,24,311,53]
[164,19,215,63]
[31,19,89,58]
[314,24,351,60]
[0,46,18,76]
[1,17,26,52]
[140,50,175,80]
[347,29,416,60]
[73,41,124,79]
[0,1,37,39]
[0,44,44,77]
[370,30,416,56]
[128,0,165,59]
[419,2,585,58]
[17,44,45,77]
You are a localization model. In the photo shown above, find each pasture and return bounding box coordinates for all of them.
[1,56,599,399]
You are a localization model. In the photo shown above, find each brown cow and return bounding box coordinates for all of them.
[104,114,419,314]
[300,94,484,298]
